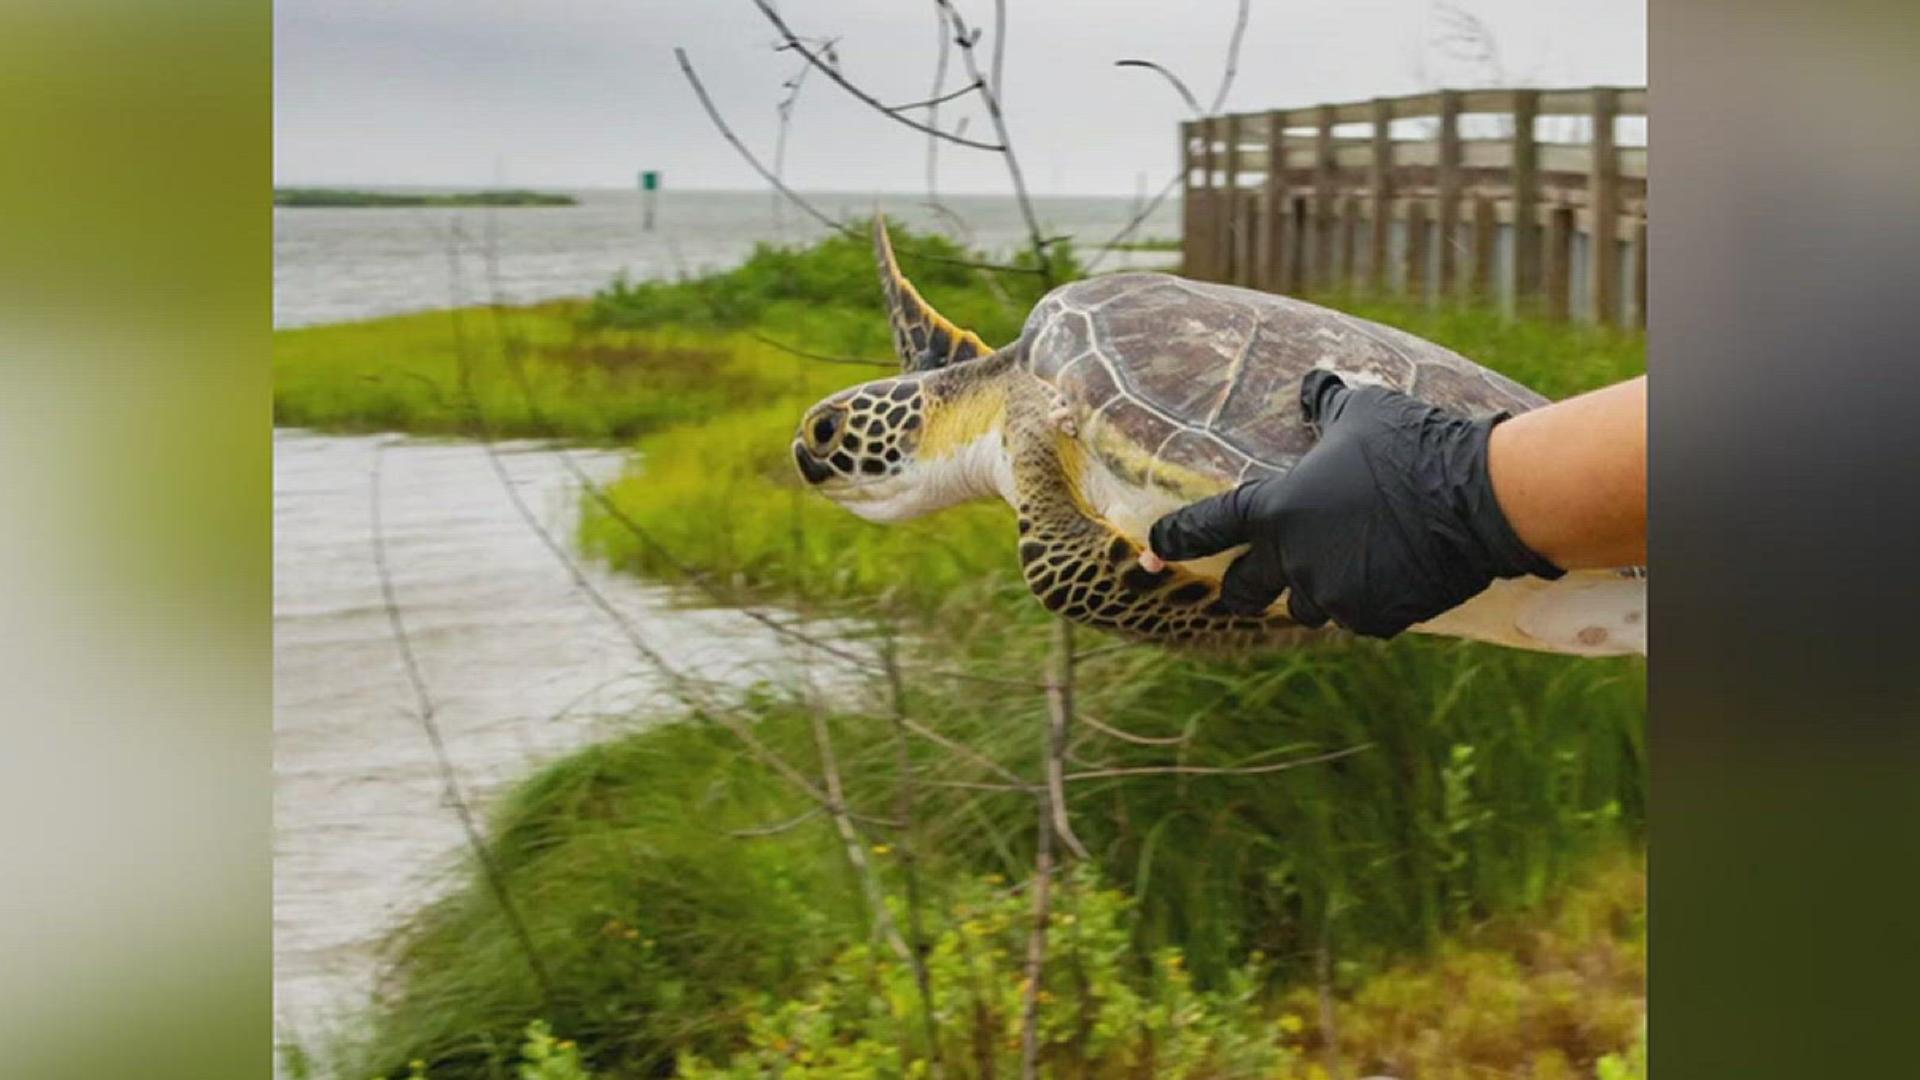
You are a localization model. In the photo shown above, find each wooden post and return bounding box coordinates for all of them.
[1262,110,1291,292]
[1405,199,1430,303]
[1235,191,1258,287]
[1179,122,1197,278]
[1630,216,1648,329]
[1545,205,1574,320]
[1436,90,1463,297]
[1368,97,1393,293]
[1338,194,1359,292]
[1314,104,1337,291]
[1510,89,1541,309]
[1198,115,1219,282]
[1470,193,1496,303]
[1588,87,1622,325]
[1221,113,1243,283]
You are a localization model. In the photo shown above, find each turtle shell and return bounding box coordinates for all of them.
[1022,274,1546,493]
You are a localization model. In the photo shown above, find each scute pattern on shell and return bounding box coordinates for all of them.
[1022,274,1547,488]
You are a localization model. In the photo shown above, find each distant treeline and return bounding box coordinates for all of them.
[274,187,577,208]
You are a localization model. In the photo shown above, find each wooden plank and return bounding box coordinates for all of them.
[1631,217,1648,329]
[1314,104,1337,291]
[1540,144,1599,174]
[1369,97,1393,293]
[1261,108,1290,292]
[1330,100,1375,124]
[1340,193,1361,291]
[1544,205,1574,320]
[1459,87,1519,114]
[1435,89,1463,296]
[1469,193,1496,301]
[1618,88,1648,115]
[1405,198,1431,303]
[1233,191,1258,287]
[1589,87,1621,325]
[1180,122,1198,277]
[1537,88,1598,116]
[1220,113,1242,283]
[1460,140,1516,170]
[1199,116,1220,281]
[1510,89,1541,307]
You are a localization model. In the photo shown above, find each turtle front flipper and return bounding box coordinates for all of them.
[873,215,994,373]
[1004,381,1310,648]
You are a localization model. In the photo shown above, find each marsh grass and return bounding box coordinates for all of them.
[278,229,1648,1079]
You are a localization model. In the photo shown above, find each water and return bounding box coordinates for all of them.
[274,189,1181,327]
[272,430,840,1051]
[271,189,1173,1056]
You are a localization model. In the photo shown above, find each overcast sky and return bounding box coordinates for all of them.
[273,0,1644,196]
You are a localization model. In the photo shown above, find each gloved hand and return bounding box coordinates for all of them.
[1144,370,1564,638]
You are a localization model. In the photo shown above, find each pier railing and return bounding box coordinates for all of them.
[1181,86,1648,325]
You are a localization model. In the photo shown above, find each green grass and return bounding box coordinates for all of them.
[275,187,577,208]
[278,228,1647,1079]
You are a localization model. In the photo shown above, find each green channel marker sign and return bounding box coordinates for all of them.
[640,171,660,191]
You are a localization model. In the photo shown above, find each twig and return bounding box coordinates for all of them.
[990,0,1008,99]
[1317,915,1347,1080]
[729,806,824,838]
[1045,620,1092,861]
[933,0,1053,285]
[1114,60,1202,116]
[369,441,557,1009]
[753,0,1005,151]
[881,632,947,1077]
[1207,0,1253,115]
[1018,789,1055,1080]
[675,47,855,236]
[1079,712,1190,747]
[1062,742,1373,782]
[810,701,916,964]
[886,79,983,114]
[750,331,895,368]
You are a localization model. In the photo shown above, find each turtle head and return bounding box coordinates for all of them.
[793,361,1009,522]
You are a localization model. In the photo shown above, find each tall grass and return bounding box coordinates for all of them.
[277,229,1648,1079]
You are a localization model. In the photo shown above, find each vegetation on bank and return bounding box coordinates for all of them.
[272,227,1647,1079]
[274,187,578,208]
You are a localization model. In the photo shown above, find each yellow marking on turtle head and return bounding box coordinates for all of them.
[918,381,1006,461]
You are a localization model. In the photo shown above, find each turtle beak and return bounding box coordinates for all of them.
[793,441,835,486]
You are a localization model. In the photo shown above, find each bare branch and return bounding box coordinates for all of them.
[1044,621,1092,861]
[750,331,895,369]
[1018,795,1054,1080]
[886,79,983,114]
[880,633,947,1077]
[369,440,557,1009]
[675,47,854,236]
[990,0,1008,99]
[1079,711,1190,747]
[933,0,1054,284]
[810,702,916,965]
[1063,743,1373,783]
[1207,0,1253,115]
[1082,173,1182,274]
[729,807,824,838]
[752,0,1006,151]
[1114,59,1202,117]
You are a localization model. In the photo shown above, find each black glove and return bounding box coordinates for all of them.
[1146,370,1564,639]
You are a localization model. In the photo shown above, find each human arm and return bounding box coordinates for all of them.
[1140,371,1647,639]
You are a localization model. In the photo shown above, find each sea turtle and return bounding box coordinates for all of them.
[790,220,1645,656]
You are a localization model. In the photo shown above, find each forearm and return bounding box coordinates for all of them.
[1486,375,1646,569]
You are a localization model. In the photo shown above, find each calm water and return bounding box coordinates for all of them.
[272,190,1170,1055]
[272,431,844,1050]
[273,189,1180,327]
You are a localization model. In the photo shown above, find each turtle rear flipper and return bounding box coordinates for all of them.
[873,216,994,373]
